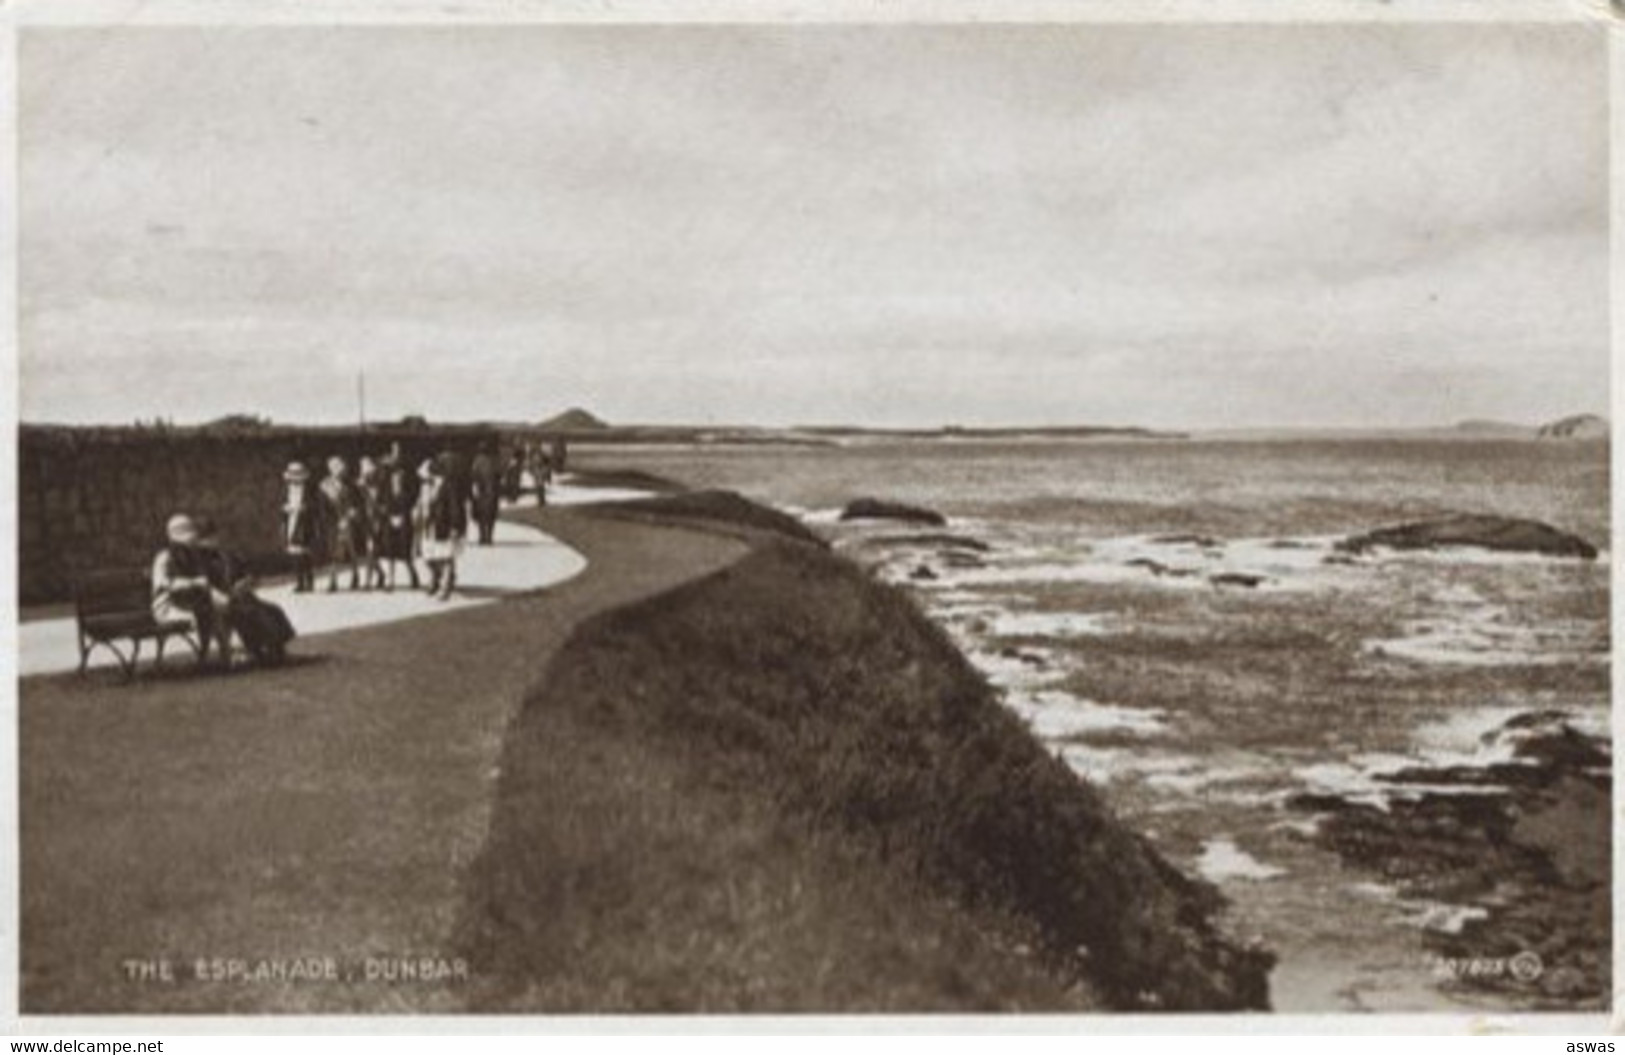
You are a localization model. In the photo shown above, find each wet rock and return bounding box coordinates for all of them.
[998,646,1047,668]
[1501,709,1575,732]
[1130,557,1203,579]
[840,497,948,527]
[1511,724,1611,772]
[1268,539,1314,550]
[1209,572,1266,590]
[1373,762,1552,791]
[1336,514,1598,561]
[909,564,939,581]
[878,532,991,553]
[1285,792,1358,815]
[1322,553,1360,567]
[940,551,986,569]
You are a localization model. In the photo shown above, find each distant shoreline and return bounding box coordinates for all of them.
[20,419,1607,448]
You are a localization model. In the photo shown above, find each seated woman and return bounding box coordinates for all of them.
[151,513,234,668]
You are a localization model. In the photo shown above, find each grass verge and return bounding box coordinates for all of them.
[457,495,1272,1010]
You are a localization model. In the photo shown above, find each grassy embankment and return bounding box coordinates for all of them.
[455,490,1273,1011]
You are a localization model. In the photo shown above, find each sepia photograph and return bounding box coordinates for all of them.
[9,5,1613,1028]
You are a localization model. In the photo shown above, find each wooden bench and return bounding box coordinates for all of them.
[74,569,202,679]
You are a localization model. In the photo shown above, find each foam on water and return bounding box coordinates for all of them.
[1004,689,1169,740]
[1058,744,1134,783]
[1392,900,1490,935]
[1142,764,1276,798]
[1295,755,1499,812]
[1411,704,1612,762]
[1057,744,1206,785]
[963,645,1069,692]
[926,532,1369,596]
[1292,705,1610,812]
[983,610,1114,639]
[1195,838,1286,882]
[792,506,849,526]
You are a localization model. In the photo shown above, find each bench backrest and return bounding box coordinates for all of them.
[234,550,297,578]
[75,569,154,621]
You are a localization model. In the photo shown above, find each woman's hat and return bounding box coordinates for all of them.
[165,513,199,545]
[418,458,439,481]
[284,461,310,483]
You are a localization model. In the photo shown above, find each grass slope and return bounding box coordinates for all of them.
[458,496,1271,1010]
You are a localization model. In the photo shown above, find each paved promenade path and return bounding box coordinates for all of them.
[18,476,650,677]
[18,518,586,678]
[18,505,748,1013]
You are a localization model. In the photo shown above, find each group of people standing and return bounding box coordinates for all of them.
[280,440,555,601]
[150,438,558,671]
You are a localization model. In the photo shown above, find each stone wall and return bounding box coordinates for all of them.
[18,426,499,606]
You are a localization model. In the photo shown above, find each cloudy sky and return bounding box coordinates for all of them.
[19,23,1609,429]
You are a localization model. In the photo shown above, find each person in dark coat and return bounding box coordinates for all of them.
[531,445,553,507]
[501,447,525,503]
[470,445,501,546]
[437,447,472,515]
[357,457,388,589]
[377,463,421,591]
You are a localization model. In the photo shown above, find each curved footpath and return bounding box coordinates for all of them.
[17,476,644,677]
[18,505,748,1013]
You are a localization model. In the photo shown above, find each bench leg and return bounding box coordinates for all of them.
[155,635,167,669]
[124,638,140,681]
[80,638,132,679]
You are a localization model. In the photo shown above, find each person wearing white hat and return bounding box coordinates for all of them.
[281,461,320,592]
[151,512,234,668]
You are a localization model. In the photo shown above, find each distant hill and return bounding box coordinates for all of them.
[1537,413,1609,440]
[538,408,609,432]
[1452,419,1533,438]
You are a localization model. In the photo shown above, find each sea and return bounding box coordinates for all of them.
[574,436,1612,1013]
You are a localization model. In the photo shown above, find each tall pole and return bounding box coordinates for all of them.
[358,370,367,433]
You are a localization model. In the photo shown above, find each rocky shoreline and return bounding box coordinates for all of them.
[1286,710,1611,1008]
[820,496,1610,1011]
